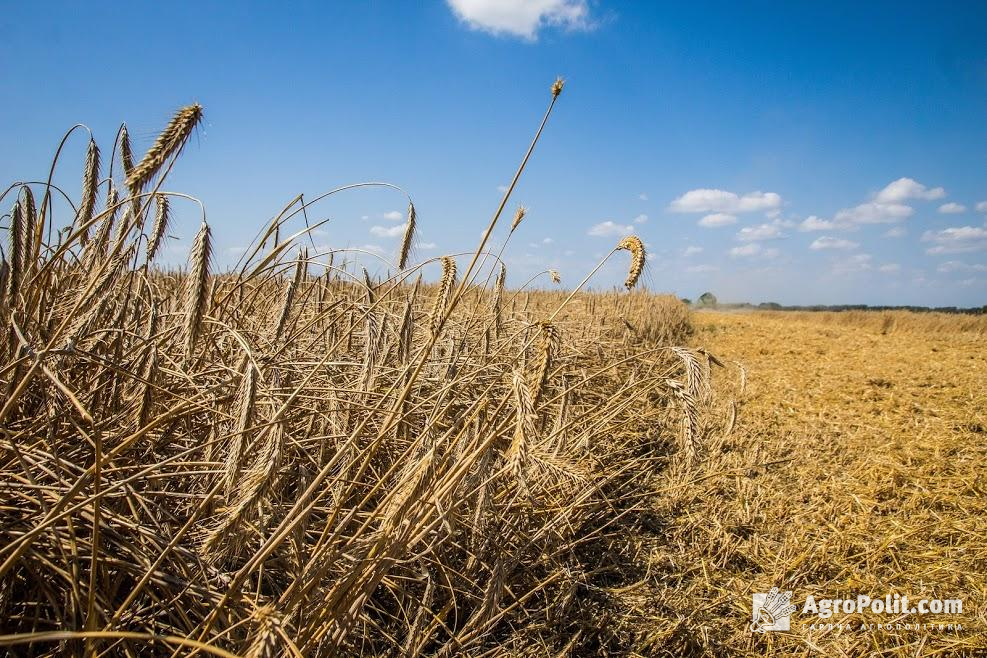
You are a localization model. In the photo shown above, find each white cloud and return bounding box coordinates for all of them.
[765,209,782,220]
[381,210,404,222]
[370,223,407,238]
[446,0,590,39]
[922,226,987,254]
[875,177,945,203]
[737,223,783,242]
[497,184,509,193]
[810,236,859,250]
[686,264,718,273]
[359,244,387,256]
[698,212,737,228]
[884,226,907,238]
[729,243,779,259]
[669,189,782,214]
[834,202,913,224]
[633,214,648,224]
[878,263,900,273]
[833,253,873,274]
[938,202,966,214]
[937,260,987,273]
[419,242,437,250]
[542,237,554,244]
[638,193,648,201]
[798,216,835,232]
[976,201,987,213]
[587,221,634,237]
[682,246,703,257]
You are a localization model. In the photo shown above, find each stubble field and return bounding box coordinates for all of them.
[656,309,987,656]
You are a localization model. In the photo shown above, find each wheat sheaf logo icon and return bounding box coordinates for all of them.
[751,587,797,633]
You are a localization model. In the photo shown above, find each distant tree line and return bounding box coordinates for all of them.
[682,298,987,315]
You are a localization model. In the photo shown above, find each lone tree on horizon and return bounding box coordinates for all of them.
[698,291,718,308]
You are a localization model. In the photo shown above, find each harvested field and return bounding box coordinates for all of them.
[645,310,986,656]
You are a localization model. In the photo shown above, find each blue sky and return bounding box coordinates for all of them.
[2,1,986,306]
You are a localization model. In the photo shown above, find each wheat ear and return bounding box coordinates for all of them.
[552,76,565,98]
[77,138,100,232]
[19,187,36,267]
[222,362,257,497]
[118,123,134,175]
[126,104,203,193]
[491,263,506,339]
[509,205,527,234]
[616,235,645,289]
[508,370,536,490]
[429,256,456,335]
[398,201,416,269]
[183,221,211,361]
[530,321,560,408]
[6,201,24,302]
[244,606,283,658]
[146,194,170,264]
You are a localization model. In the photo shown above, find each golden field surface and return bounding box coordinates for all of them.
[650,310,986,656]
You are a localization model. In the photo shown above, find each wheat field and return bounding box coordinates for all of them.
[1,81,984,657]
[0,84,728,657]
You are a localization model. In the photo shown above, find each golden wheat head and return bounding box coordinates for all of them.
[616,235,645,289]
[127,104,203,193]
